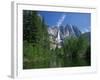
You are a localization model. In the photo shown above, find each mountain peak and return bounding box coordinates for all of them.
[48,24,82,49]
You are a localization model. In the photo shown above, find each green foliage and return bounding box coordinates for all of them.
[62,36,90,66]
[23,10,51,69]
[23,10,42,45]
[85,45,91,65]
[77,36,89,53]
[23,40,51,69]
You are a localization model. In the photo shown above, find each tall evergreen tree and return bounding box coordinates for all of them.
[23,10,51,69]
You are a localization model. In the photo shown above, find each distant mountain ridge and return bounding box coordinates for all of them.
[48,24,81,40]
[48,24,90,49]
[60,24,81,40]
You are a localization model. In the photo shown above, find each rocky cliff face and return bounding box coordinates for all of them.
[48,24,82,49]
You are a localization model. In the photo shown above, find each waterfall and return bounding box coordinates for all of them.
[56,14,66,43]
[56,29,61,43]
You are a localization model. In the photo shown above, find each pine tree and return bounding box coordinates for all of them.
[23,10,51,69]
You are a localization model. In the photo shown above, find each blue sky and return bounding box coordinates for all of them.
[38,11,91,33]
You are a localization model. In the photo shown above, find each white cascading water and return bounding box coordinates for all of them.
[56,14,66,47]
[56,29,61,43]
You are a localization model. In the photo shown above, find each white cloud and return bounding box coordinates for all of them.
[82,28,90,33]
[56,14,66,27]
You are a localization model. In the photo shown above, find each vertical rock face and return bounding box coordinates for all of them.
[48,24,82,49]
[60,24,81,40]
